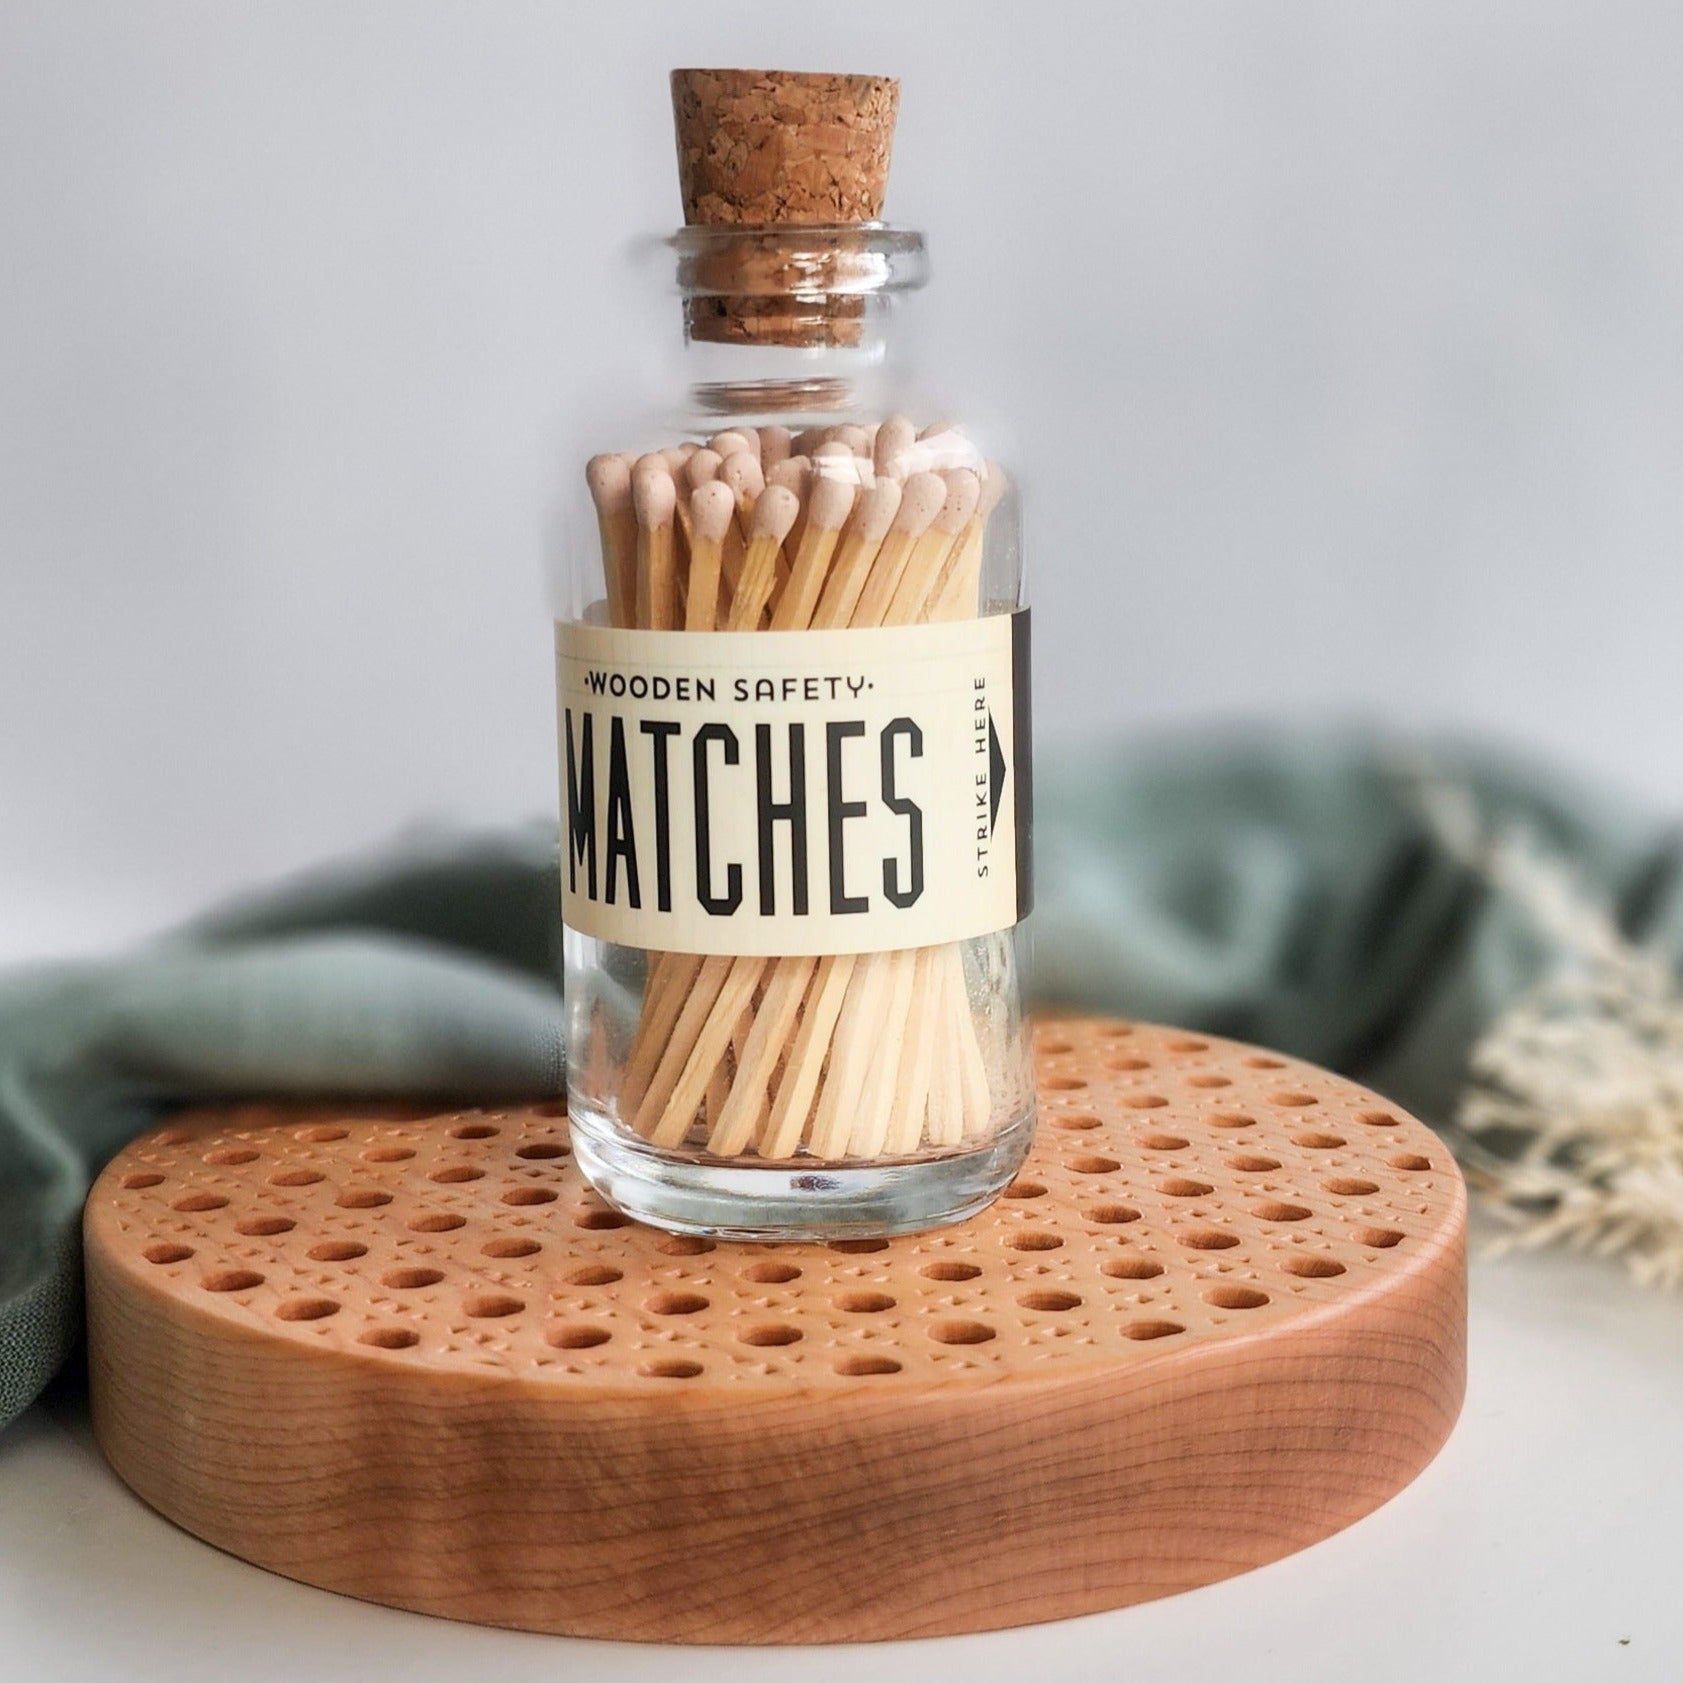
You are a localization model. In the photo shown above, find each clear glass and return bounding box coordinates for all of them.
[555,224,1034,1239]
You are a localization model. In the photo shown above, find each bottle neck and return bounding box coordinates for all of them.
[666,223,927,427]
[674,300,903,424]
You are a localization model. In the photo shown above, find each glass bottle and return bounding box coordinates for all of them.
[554,212,1033,1241]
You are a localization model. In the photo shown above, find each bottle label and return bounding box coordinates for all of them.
[555,612,1032,955]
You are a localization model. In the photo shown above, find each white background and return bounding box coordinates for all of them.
[3,1,1682,961]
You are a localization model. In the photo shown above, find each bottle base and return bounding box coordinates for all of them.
[568,1104,1036,1242]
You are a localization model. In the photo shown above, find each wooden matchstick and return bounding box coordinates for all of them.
[839,945,918,1157]
[769,474,854,631]
[805,953,884,1158]
[810,480,902,630]
[884,946,941,1154]
[930,463,1007,620]
[622,950,704,1116]
[682,480,733,634]
[767,454,813,558]
[847,471,945,627]
[620,469,718,1121]
[758,953,856,1159]
[883,468,979,625]
[586,454,637,627]
[633,954,760,1145]
[618,462,699,1113]
[717,450,764,614]
[642,956,767,1148]
[724,484,800,631]
[705,954,816,1155]
[704,1049,730,1133]
[632,458,678,631]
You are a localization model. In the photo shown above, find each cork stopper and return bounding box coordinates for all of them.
[671,69,899,227]
[670,69,901,349]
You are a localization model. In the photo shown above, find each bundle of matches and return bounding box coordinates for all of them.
[584,418,1007,1161]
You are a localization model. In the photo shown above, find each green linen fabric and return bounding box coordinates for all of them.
[0,832,567,1429]
[4,731,1679,1429]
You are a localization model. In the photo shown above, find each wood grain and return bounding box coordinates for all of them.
[85,1019,1466,1643]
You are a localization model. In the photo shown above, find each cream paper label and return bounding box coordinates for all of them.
[555,613,1031,956]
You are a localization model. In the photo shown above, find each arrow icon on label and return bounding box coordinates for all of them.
[987,710,1007,836]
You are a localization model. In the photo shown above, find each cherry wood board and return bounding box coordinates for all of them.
[85,1018,1466,1643]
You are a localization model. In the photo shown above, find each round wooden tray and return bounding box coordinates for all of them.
[86,1018,1466,1644]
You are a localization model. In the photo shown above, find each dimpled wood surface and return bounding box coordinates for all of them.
[86,1019,1466,1644]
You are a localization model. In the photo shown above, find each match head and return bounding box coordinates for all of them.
[757,426,793,470]
[935,468,982,534]
[873,415,917,474]
[585,453,632,514]
[749,482,801,545]
[893,470,947,536]
[767,455,812,495]
[689,479,736,543]
[813,440,875,487]
[720,451,765,501]
[830,424,871,457]
[709,429,758,460]
[685,447,723,489]
[631,459,677,527]
[807,472,857,534]
[853,479,903,546]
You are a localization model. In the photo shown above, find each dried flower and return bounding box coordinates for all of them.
[1418,769,1683,1288]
